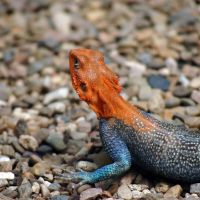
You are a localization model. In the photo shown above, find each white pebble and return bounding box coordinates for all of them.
[32,182,40,193]
[48,102,66,113]
[44,180,51,187]
[125,60,146,77]
[132,190,144,199]
[0,172,15,180]
[179,74,190,87]
[13,108,32,120]
[43,87,69,105]
[0,100,7,106]
[143,189,151,195]
[0,155,10,162]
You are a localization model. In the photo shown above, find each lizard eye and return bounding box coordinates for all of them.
[80,82,87,92]
[74,58,79,69]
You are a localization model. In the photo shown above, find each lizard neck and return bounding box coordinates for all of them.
[88,90,156,133]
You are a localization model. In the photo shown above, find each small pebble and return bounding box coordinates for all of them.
[45,131,67,151]
[190,183,200,195]
[0,155,10,162]
[148,90,165,114]
[14,119,29,136]
[77,184,92,194]
[165,97,180,108]
[125,60,146,77]
[185,106,200,116]
[138,85,152,101]
[31,162,51,176]
[117,184,132,200]
[48,102,66,114]
[155,182,170,193]
[19,135,38,151]
[51,195,69,200]
[129,184,148,191]
[147,74,170,91]
[41,183,50,197]
[191,91,200,104]
[173,86,191,97]
[1,145,15,157]
[32,182,40,193]
[164,184,182,198]
[184,116,200,128]
[48,183,61,191]
[0,179,8,187]
[76,161,97,171]
[80,188,103,200]
[190,77,200,89]
[132,190,144,199]
[165,57,179,75]
[18,178,32,198]
[43,88,69,105]
[0,172,15,180]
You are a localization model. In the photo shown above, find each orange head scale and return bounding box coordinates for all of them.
[69,48,122,117]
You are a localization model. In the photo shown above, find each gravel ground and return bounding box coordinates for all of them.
[0,0,200,199]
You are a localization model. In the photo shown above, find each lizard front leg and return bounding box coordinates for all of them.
[55,118,132,185]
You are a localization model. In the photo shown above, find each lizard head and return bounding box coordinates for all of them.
[69,48,122,116]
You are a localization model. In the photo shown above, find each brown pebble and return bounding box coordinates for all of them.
[164,184,182,198]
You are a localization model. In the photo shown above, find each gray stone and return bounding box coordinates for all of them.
[18,179,32,198]
[1,145,15,157]
[45,131,67,151]
[0,179,8,187]
[165,97,180,108]
[190,183,200,195]
[0,84,11,101]
[191,91,200,104]
[48,183,61,191]
[148,90,165,114]
[138,85,152,101]
[41,183,50,197]
[52,195,69,200]
[185,106,200,116]
[28,58,52,75]
[173,86,191,97]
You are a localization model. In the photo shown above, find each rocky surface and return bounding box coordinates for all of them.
[0,0,200,199]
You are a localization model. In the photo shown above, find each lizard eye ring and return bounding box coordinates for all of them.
[74,58,79,69]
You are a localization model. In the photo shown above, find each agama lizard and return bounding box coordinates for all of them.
[57,48,200,185]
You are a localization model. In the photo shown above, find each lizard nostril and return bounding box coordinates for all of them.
[80,82,87,92]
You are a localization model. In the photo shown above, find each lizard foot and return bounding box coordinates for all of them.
[54,171,92,186]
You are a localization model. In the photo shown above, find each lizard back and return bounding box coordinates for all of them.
[104,114,200,182]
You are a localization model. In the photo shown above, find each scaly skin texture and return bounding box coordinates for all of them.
[59,48,200,184]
